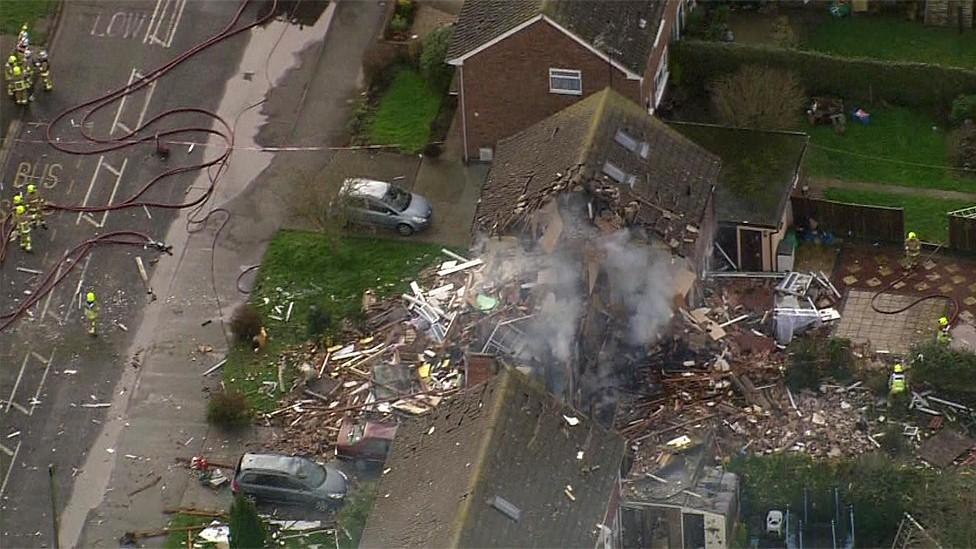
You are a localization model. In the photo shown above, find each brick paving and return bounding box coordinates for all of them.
[831,245,976,323]
[833,290,943,354]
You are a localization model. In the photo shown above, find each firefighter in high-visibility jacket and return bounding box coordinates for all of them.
[33,49,52,92]
[26,184,46,229]
[937,316,952,345]
[13,204,31,252]
[85,291,99,336]
[904,231,921,270]
[11,65,28,105]
[889,363,906,395]
[4,55,18,97]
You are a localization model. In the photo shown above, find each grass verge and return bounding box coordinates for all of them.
[823,188,972,242]
[0,0,52,36]
[221,232,444,413]
[802,15,976,70]
[805,107,965,191]
[368,68,442,153]
[335,482,378,549]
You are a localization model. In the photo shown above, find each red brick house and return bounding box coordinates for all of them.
[446,0,690,162]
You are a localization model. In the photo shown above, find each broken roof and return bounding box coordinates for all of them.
[670,122,809,228]
[359,367,625,548]
[474,89,721,256]
[446,0,667,75]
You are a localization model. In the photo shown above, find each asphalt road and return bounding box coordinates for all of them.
[0,0,266,542]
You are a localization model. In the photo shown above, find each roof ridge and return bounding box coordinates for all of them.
[446,370,513,546]
[577,88,613,166]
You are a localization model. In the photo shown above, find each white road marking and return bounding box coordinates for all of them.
[29,351,54,416]
[40,261,64,321]
[0,440,21,498]
[76,157,126,228]
[64,254,92,323]
[5,353,30,414]
[144,0,186,48]
[144,0,162,44]
[0,443,12,457]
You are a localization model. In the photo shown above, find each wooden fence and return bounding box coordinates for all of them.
[949,206,976,253]
[791,197,905,244]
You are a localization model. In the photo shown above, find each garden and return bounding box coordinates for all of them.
[349,12,455,154]
[668,6,976,244]
[208,231,443,422]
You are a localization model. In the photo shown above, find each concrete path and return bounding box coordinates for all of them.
[808,176,976,203]
[42,1,386,546]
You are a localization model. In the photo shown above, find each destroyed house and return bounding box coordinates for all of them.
[670,122,809,273]
[359,367,626,549]
[447,0,690,161]
[474,88,721,277]
[622,437,739,549]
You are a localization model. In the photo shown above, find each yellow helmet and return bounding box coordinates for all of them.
[13,194,23,205]
[894,364,904,373]
[86,292,96,304]
[907,232,917,240]
[15,205,26,215]
[21,24,28,32]
[939,316,949,327]
[7,55,16,64]
[26,184,36,194]
[12,65,21,76]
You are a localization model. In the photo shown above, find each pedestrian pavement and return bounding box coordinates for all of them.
[57,2,389,546]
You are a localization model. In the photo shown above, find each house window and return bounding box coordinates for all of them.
[602,161,636,188]
[673,0,686,41]
[614,129,651,159]
[549,68,582,95]
[653,47,670,108]
[479,147,494,162]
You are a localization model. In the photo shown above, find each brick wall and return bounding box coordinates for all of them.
[459,19,640,161]
[642,0,682,111]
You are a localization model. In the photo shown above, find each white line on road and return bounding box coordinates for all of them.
[77,156,104,225]
[64,254,92,323]
[0,440,21,498]
[144,0,164,44]
[0,443,12,457]
[40,261,65,321]
[29,351,54,416]
[5,353,30,414]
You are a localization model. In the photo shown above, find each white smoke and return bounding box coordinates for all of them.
[600,230,675,346]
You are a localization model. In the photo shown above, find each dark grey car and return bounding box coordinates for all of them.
[232,453,348,511]
[338,178,433,236]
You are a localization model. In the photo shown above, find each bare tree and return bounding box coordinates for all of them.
[710,65,806,130]
[283,169,350,251]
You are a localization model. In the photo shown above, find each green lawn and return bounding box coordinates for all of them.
[805,107,969,191]
[221,232,444,413]
[368,68,442,153]
[1,0,52,37]
[823,188,972,242]
[802,15,976,69]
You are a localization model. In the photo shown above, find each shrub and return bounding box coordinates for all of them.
[389,14,409,35]
[710,64,806,130]
[786,337,855,391]
[207,389,252,428]
[230,304,262,344]
[947,121,976,169]
[362,42,400,88]
[420,26,454,90]
[395,0,415,20]
[229,494,266,548]
[911,342,976,394]
[673,40,976,111]
[951,94,976,125]
[307,305,332,339]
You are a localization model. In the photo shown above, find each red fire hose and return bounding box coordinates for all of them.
[0,0,278,333]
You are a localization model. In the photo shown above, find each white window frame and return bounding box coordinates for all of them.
[549,68,582,95]
[653,47,670,108]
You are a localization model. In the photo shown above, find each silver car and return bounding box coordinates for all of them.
[338,178,432,236]
[232,453,348,512]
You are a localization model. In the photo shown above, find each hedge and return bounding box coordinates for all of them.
[672,40,976,111]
